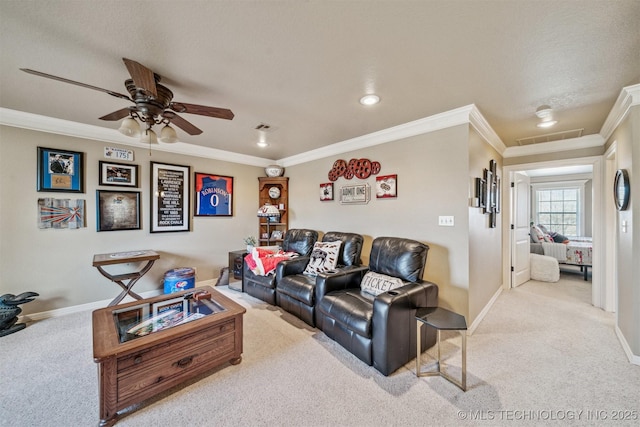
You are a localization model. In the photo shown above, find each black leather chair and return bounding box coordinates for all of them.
[243,229,318,305]
[316,237,438,376]
[275,231,364,326]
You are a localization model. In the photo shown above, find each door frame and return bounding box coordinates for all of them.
[501,155,609,311]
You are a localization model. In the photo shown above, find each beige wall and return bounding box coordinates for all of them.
[1,120,507,326]
[286,124,503,322]
[468,127,503,322]
[0,125,263,315]
[607,105,639,355]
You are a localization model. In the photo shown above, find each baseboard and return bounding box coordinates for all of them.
[467,285,503,335]
[20,279,219,322]
[615,324,640,366]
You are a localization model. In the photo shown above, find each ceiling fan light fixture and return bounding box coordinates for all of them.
[118,117,141,137]
[140,128,158,144]
[359,94,380,106]
[159,124,178,143]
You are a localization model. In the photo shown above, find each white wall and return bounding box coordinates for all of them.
[0,125,263,315]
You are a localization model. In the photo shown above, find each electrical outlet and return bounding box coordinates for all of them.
[438,216,454,227]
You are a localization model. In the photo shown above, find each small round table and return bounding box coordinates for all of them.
[415,307,467,391]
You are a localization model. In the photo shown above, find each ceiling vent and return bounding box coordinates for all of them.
[515,128,584,146]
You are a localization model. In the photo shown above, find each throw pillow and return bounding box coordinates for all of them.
[530,226,545,243]
[302,240,342,276]
[360,271,404,296]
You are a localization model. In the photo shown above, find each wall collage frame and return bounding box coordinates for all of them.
[36,146,235,233]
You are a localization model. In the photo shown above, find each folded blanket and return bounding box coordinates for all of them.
[244,247,298,276]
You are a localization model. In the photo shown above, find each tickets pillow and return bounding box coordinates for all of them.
[360,271,404,296]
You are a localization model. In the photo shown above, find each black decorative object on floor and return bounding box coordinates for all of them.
[0,292,39,337]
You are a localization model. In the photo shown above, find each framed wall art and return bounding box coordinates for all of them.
[150,162,191,232]
[320,182,334,201]
[37,198,86,229]
[37,147,84,193]
[99,161,139,187]
[96,190,141,232]
[339,183,371,204]
[194,172,233,216]
[375,174,397,198]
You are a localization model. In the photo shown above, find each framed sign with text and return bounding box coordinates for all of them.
[150,162,191,232]
[339,183,370,204]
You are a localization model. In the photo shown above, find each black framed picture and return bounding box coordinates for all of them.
[99,161,139,187]
[37,147,84,192]
[150,162,191,232]
[96,190,141,232]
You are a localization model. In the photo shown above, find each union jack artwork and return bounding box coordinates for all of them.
[38,198,86,229]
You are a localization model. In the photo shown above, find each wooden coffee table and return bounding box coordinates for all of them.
[92,286,245,426]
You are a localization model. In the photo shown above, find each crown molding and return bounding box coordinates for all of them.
[468,104,507,156]
[280,104,505,167]
[502,133,604,158]
[600,83,640,142]
[0,108,273,167]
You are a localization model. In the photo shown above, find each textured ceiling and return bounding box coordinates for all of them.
[1,1,639,161]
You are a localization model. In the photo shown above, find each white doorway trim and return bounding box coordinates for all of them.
[502,155,609,311]
[604,143,618,313]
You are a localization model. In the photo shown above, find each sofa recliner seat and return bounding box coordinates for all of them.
[243,229,318,305]
[276,231,364,326]
[316,236,438,376]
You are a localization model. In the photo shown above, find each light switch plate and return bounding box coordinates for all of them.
[439,216,454,226]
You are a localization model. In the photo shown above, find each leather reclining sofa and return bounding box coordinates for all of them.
[242,233,439,376]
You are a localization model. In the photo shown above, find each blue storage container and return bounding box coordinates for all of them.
[163,267,195,294]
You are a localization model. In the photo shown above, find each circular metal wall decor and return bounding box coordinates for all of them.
[613,169,630,211]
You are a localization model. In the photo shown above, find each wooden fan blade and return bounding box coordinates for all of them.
[99,108,133,121]
[169,102,234,120]
[122,58,157,97]
[163,111,202,135]
[20,68,132,101]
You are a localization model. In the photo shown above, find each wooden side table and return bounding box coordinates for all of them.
[415,307,467,391]
[228,250,247,292]
[92,250,160,306]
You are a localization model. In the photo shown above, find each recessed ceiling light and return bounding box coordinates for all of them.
[359,94,380,106]
[536,120,558,128]
[257,141,268,148]
[534,105,558,128]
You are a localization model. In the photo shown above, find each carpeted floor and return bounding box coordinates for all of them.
[1,273,638,426]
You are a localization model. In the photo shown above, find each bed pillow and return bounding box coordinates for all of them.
[360,271,404,296]
[530,226,546,243]
[303,241,342,276]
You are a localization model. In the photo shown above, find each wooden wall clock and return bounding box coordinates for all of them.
[614,169,630,211]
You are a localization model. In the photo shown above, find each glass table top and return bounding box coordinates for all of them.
[112,290,227,343]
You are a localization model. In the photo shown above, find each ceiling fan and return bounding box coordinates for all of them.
[21,58,234,143]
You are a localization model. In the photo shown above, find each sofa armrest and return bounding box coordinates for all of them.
[315,265,369,302]
[275,256,310,281]
[371,281,439,375]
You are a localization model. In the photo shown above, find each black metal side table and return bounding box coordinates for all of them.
[415,307,467,391]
